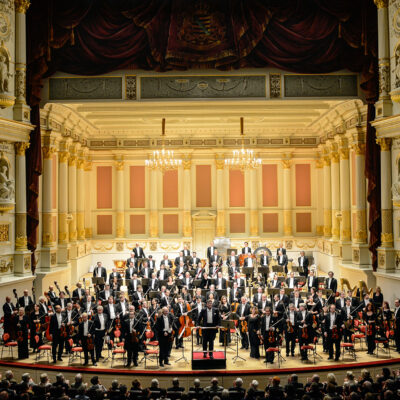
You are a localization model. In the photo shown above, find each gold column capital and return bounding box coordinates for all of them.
[339,148,349,160]
[374,0,388,8]
[376,137,392,151]
[15,0,30,13]
[182,155,192,170]
[42,146,56,160]
[115,161,124,171]
[215,155,225,170]
[68,155,77,167]
[281,159,292,169]
[331,151,340,163]
[351,143,366,155]
[84,161,93,171]
[59,151,70,163]
[323,156,331,166]
[14,142,29,156]
[315,159,324,169]
[77,159,85,170]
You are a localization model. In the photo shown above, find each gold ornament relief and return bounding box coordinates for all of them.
[14,142,29,156]
[84,161,93,171]
[215,158,225,170]
[68,156,77,167]
[115,161,124,171]
[315,159,324,169]
[0,223,8,241]
[59,152,70,163]
[374,0,388,8]
[15,0,30,13]
[351,143,366,156]
[15,235,27,249]
[376,137,392,151]
[331,152,340,163]
[339,148,349,160]
[42,146,56,160]
[182,157,192,170]
[281,159,292,169]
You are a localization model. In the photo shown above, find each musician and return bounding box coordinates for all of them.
[174,261,186,279]
[346,290,360,307]
[364,302,377,355]
[341,298,355,343]
[286,272,298,289]
[189,252,200,267]
[258,294,271,311]
[181,286,192,303]
[278,288,289,308]
[229,283,242,304]
[139,300,151,325]
[200,272,211,289]
[125,262,138,280]
[160,289,173,309]
[182,272,192,290]
[82,295,95,318]
[160,254,172,269]
[175,252,186,269]
[273,294,285,321]
[147,255,156,271]
[104,296,118,324]
[72,283,85,303]
[242,242,252,254]
[296,303,312,361]
[215,272,227,290]
[259,251,270,270]
[99,283,114,302]
[18,290,33,311]
[78,313,96,366]
[243,254,255,275]
[93,262,107,289]
[50,305,65,363]
[207,241,216,261]
[133,243,145,260]
[247,306,261,359]
[38,296,50,316]
[62,303,76,353]
[108,267,121,284]
[173,296,189,349]
[254,274,266,289]
[219,296,231,345]
[126,253,136,268]
[285,304,297,357]
[117,293,129,318]
[261,307,277,363]
[149,273,159,291]
[198,299,220,359]
[324,304,343,361]
[30,303,44,352]
[290,290,303,311]
[157,264,170,281]
[209,249,222,266]
[298,251,309,277]
[234,272,246,288]
[306,270,318,291]
[122,310,141,367]
[47,286,58,304]
[132,286,145,310]
[269,274,280,289]
[154,307,174,366]
[228,261,240,279]
[394,298,400,353]
[194,288,205,303]
[325,272,338,301]
[335,292,347,311]
[316,290,326,309]
[252,288,264,306]
[307,295,321,326]
[209,261,220,279]
[361,294,374,311]
[93,305,109,362]
[277,250,288,274]
[276,243,287,256]
[206,284,219,303]
[15,307,29,359]
[3,296,16,336]
[193,262,204,280]
[181,245,190,258]
[226,251,239,267]
[237,297,251,350]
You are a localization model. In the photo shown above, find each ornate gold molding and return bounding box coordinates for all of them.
[115,161,124,171]
[215,157,225,170]
[351,143,366,155]
[316,225,324,236]
[376,137,392,151]
[14,142,29,156]
[85,228,93,239]
[339,148,349,160]
[59,151,70,163]
[182,157,192,170]
[68,155,77,167]
[77,159,85,170]
[315,159,324,169]
[84,161,93,171]
[183,210,192,237]
[42,146,56,160]
[381,232,393,246]
[331,152,340,163]
[374,0,388,8]
[15,235,27,250]
[0,224,9,242]
[323,156,331,166]
[15,0,31,14]
[281,159,292,169]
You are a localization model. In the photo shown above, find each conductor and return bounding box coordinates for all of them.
[198,299,220,359]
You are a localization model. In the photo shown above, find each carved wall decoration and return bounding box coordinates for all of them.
[125,75,136,100]
[0,222,8,241]
[395,251,400,269]
[353,248,360,263]
[93,242,114,252]
[149,241,157,251]
[0,152,14,212]
[183,241,191,249]
[285,240,293,250]
[379,63,390,96]
[0,11,11,41]
[294,240,317,249]
[378,251,386,267]
[159,242,181,251]
[23,255,30,271]
[50,252,57,265]
[0,40,13,108]
[394,42,400,88]
[7,258,13,271]
[116,242,124,252]
[269,73,281,98]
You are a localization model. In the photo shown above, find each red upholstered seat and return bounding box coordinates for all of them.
[38,345,52,350]
[301,345,314,350]
[4,342,17,347]
[341,343,354,348]
[112,348,126,354]
[352,334,365,339]
[71,347,83,352]
[147,341,158,346]
[375,339,388,343]
[266,347,279,352]
[145,349,158,355]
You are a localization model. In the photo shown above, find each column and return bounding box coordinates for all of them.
[377,137,395,271]
[216,155,225,237]
[351,141,369,266]
[14,142,30,275]
[182,156,192,237]
[323,152,332,238]
[282,159,292,236]
[149,166,158,238]
[315,157,324,236]
[76,155,85,240]
[339,138,352,261]
[13,0,31,122]
[249,167,259,236]
[115,159,125,238]
[68,148,77,242]
[58,151,69,244]
[330,144,340,241]
[374,0,392,116]
[84,160,92,238]
[41,145,56,247]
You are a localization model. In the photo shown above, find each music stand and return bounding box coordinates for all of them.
[221,319,236,352]
[232,322,246,363]
[242,267,254,276]
[272,265,284,273]
[258,266,269,275]
[284,288,294,296]
[159,280,168,288]
[193,279,202,287]
[92,277,105,286]
[216,289,227,299]
[149,291,159,300]
[141,278,149,288]
[175,279,183,288]
[189,270,196,277]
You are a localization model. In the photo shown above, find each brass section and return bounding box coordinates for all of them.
[14,142,29,156]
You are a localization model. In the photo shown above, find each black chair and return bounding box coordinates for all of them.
[187,390,205,400]
[167,391,183,400]
[129,389,145,400]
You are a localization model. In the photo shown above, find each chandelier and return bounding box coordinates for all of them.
[145,118,182,172]
[225,117,261,171]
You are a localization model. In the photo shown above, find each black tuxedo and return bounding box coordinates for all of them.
[72,288,85,301]
[160,259,172,269]
[18,296,33,310]
[306,276,318,290]
[242,247,252,254]
[157,269,170,280]
[229,288,242,304]
[182,277,193,289]
[139,266,153,279]
[92,266,107,280]
[154,313,175,364]
[78,320,95,364]
[104,304,118,321]
[121,317,142,365]
[200,277,211,289]
[276,247,287,256]
[260,314,278,362]
[324,312,343,360]
[55,297,70,310]
[207,246,217,260]
[128,279,141,294]
[133,247,145,259]
[269,279,280,289]
[93,313,109,361]
[243,257,256,268]
[99,289,114,301]
[215,277,227,290]
[49,313,64,361]
[335,297,347,311]
[257,300,272,311]
[228,265,240,278]
[291,296,303,310]
[206,290,219,302]
[276,254,288,273]
[259,255,269,267]
[190,257,201,267]
[234,277,245,288]
[209,254,222,266]
[2,302,15,335]
[108,271,121,283]
[298,256,309,276]
[174,256,186,268]
[147,260,156,270]
[285,277,298,288]
[198,307,220,355]
[148,278,159,291]
[131,291,145,309]
[125,257,137,268]
[125,267,138,280]
[174,264,187,277]
[325,277,338,293]
[226,255,239,266]
[181,249,191,257]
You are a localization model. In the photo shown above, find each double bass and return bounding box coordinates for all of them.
[178,303,194,339]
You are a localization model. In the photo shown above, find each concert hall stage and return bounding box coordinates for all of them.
[0,343,399,389]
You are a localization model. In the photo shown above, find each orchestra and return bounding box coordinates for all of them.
[1,241,400,369]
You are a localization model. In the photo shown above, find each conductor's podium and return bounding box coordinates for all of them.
[192,351,226,370]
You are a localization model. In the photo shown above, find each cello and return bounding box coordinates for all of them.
[178,303,194,339]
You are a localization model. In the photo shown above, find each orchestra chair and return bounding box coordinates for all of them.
[1,333,17,360]
[266,345,285,368]
[68,338,83,365]
[36,342,52,363]
[375,337,390,358]
[110,330,126,367]
[142,330,159,368]
[300,339,321,364]
[341,341,356,361]
[351,332,366,351]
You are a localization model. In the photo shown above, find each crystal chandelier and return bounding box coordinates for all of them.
[145,118,182,172]
[225,117,261,171]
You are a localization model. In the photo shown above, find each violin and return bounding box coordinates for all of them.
[287,320,294,334]
[240,319,248,333]
[17,330,23,342]
[301,325,308,339]
[332,326,339,340]
[268,328,275,343]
